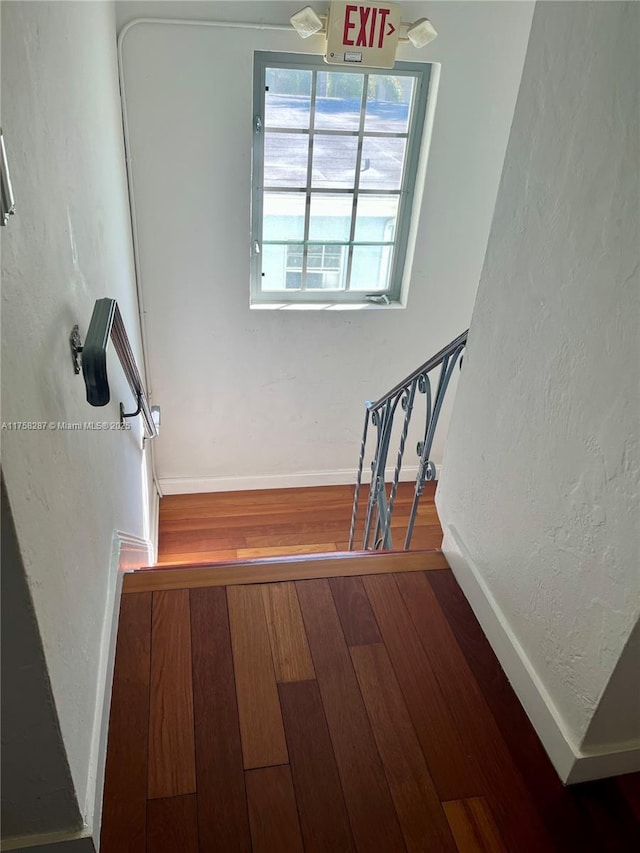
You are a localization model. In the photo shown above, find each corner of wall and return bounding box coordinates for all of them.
[441,525,640,785]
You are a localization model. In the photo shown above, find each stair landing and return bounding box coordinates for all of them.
[155,482,442,566]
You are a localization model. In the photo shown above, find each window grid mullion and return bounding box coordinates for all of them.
[263,240,396,247]
[344,74,370,292]
[264,187,404,197]
[264,126,409,140]
[301,70,318,292]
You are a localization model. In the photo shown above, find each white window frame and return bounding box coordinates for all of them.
[251,52,433,308]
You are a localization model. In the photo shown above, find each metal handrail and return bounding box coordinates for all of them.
[349,330,468,551]
[81,298,158,439]
[1,129,16,226]
[367,330,469,412]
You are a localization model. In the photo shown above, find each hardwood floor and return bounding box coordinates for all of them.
[156,482,441,565]
[103,486,640,849]
[102,561,640,852]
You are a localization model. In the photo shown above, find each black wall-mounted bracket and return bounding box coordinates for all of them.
[79,299,158,439]
[120,393,142,424]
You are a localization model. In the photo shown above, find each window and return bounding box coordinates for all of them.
[251,52,432,307]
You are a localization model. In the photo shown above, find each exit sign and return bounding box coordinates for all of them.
[325,1,402,69]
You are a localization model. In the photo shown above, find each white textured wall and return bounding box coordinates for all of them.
[437,0,640,754]
[117,1,534,491]
[1,0,151,821]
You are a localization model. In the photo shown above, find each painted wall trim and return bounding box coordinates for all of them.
[0,828,95,852]
[148,488,161,564]
[84,531,152,848]
[564,745,640,785]
[159,465,442,495]
[441,525,640,784]
[114,530,154,570]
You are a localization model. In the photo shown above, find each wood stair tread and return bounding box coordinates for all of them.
[123,550,450,593]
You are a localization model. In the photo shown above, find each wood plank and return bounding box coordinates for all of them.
[362,573,482,801]
[617,772,640,823]
[124,550,449,593]
[396,571,552,851]
[161,510,438,536]
[190,587,251,851]
[261,582,315,682]
[296,578,405,852]
[160,483,358,509]
[278,680,355,853]
[160,517,356,536]
[101,593,152,853]
[160,505,355,529]
[238,543,337,559]
[160,499,352,517]
[156,549,237,566]
[443,798,507,852]
[159,532,241,554]
[245,765,304,852]
[148,590,196,799]
[400,523,443,550]
[351,643,457,852]
[161,506,437,531]
[570,777,640,851]
[244,526,351,548]
[227,584,288,769]
[427,569,601,852]
[146,795,198,853]
[329,576,381,646]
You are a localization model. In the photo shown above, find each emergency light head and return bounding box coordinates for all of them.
[290,6,324,38]
[406,17,438,48]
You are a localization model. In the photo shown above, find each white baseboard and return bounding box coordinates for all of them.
[148,488,160,564]
[84,532,152,850]
[114,530,153,571]
[564,744,640,785]
[0,828,95,852]
[159,465,441,495]
[441,524,640,785]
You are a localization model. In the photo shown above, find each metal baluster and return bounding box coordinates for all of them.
[383,380,417,549]
[404,373,432,548]
[348,406,371,550]
[405,347,464,548]
[362,408,383,550]
[376,395,405,548]
[363,398,396,550]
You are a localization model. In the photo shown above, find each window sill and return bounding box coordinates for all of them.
[249,300,406,312]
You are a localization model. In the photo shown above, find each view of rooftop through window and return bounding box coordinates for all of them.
[252,55,431,303]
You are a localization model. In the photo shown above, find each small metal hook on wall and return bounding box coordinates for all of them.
[120,392,142,425]
[70,325,83,374]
